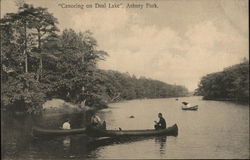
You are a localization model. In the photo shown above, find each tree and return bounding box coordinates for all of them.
[1,3,58,113]
[196,60,249,102]
[25,5,59,81]
[0,9,34,74]
[43,29,108,105]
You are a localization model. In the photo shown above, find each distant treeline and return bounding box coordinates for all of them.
[1,3,188,114]
[195,60,249,103]
[93,70,188,101]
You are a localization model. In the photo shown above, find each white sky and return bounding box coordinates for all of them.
[1,0,249,91]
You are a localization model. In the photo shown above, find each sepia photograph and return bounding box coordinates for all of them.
[1,0,249,159]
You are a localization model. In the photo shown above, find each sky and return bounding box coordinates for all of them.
[1,0,249,91]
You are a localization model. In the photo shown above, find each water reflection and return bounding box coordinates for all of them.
[2,112,35,159]
[155,136,167,155]
[31,135,89,159]
[63,136,71,149]
[30,135,136,159]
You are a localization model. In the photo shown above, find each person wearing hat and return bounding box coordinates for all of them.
[154,113,166,130]
[90,112,106,129]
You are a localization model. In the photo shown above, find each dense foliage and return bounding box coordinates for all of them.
[195,60,249,103]
[87,70,188,103]
[1,3,188,114]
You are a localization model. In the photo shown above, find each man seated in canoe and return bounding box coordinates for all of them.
[182,101,190,108]
[90,112,106,130]
[154,113,166,130]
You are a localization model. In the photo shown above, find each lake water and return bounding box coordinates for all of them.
[2,96,249,159]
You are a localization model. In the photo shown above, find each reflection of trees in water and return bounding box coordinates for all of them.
[2,112,35,159]
[31,135,90,159]
[31,135,122,159]
[87,136,167,151]
[86,136,168,158]
[31,135,168,159]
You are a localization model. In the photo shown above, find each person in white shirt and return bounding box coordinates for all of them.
[62,119,71,129]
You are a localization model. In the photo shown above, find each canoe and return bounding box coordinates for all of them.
[32,126,86,137]
[182,105,198,111]
[86,124,178,137]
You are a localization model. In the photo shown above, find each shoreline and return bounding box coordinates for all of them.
[107,95,192,104]
[202,97,249,105]
[4,95,248,116]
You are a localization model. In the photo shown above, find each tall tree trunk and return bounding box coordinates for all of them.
[37,28,42,81]
[24,22,28,73]
[25,54,28,73]
[40,56,43,79]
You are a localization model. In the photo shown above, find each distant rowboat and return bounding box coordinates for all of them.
[182,105,198,111]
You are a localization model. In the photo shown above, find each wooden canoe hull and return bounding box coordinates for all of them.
[32,127,86,137]
[86,124,178,137]
[33,124,178,137]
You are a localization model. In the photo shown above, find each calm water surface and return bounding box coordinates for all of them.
[2,96,249,159]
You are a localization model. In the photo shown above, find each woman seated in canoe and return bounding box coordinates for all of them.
[154,113,166,130]
[62,119,71,129]
[90,112,106,129]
